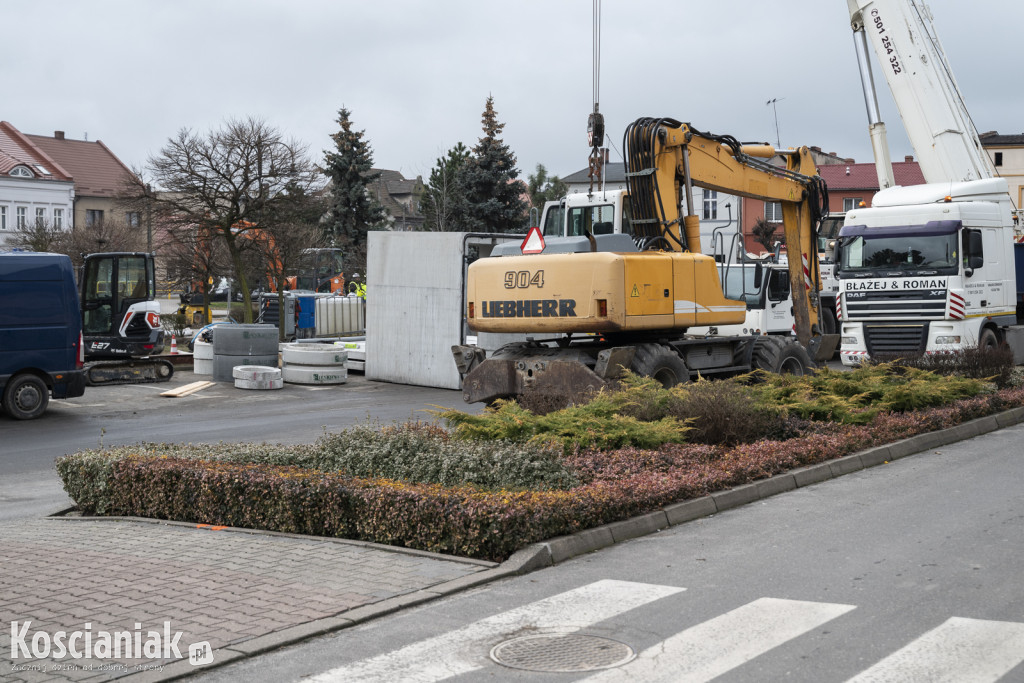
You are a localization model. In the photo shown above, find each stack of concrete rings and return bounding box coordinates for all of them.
[232,365,283,390]
[193,339,214,376]
[280,343,348,385]
[211,324,279,382]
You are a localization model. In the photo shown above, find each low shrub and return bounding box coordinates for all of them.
[163,312,189,339]
[313,422,577,491]
[669,378,787,445]
[438,392,692,454]
[887,346,1016,388]
[746,364,986,424]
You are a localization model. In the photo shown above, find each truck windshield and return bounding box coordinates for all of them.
[837,225,960,276]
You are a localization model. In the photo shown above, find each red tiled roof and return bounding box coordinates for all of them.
[0,121,73,180]
[24,132,136,198]
[818,160,925,190]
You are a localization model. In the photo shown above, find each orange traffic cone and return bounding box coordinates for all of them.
[170,334,178,355]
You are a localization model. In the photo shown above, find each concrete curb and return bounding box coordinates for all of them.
[100,406,1024,681]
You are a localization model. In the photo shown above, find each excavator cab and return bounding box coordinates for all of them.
[80,252,165,361]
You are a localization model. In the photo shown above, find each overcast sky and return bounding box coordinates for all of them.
[5,0,1021,186]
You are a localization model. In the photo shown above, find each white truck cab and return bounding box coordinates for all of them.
[541,189,631,238]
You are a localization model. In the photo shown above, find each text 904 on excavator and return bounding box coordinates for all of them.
[80,251,174,385]
[452,118,839,404]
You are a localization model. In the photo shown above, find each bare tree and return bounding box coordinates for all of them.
[127,117,321,322]
[156,219,227,323]
[751,216,784,252]
[10,220,67,254]
[12,216,145,269]
[256,183,330,340]
[64,216,146,267]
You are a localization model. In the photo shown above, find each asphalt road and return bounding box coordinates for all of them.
[195,421,1024,682]
[0,369,482,522]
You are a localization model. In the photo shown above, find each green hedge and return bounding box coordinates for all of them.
[56,388,1024,561]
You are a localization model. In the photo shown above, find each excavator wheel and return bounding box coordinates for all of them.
[629,343,689,387]
[751,337,815,376]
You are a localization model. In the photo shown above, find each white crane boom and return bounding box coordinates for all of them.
[848,0,996,184]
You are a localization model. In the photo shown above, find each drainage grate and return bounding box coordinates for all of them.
[490,633,635,673]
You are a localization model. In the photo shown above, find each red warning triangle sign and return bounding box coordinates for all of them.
[521,226,546,254]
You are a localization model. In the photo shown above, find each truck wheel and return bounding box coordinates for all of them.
[630,343,689,387]
[751,337,814,376]
[978,328,999,351]
[3,374,49,420]
[821,307,837,336]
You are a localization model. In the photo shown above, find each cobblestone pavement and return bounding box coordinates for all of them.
[0,518,489,682]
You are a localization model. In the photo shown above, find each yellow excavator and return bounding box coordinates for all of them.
[453,117,839,404]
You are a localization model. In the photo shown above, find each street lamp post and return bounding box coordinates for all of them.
[145,183,153,255]
[766,98,784,149]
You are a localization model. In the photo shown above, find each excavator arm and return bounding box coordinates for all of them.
[622,118,833,353]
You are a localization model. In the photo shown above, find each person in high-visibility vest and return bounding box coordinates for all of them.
[348,273,367,300]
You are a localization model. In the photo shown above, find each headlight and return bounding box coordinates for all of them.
[841,336,858,345]
[934,335,961,344]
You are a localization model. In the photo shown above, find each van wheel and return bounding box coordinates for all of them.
[3,374,49,420]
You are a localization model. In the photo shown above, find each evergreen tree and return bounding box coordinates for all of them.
[322,108,387,248]
[527,163,568,210]
[460,96,528,232]
[422,143,471,231]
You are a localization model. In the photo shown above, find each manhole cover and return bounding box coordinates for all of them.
[490,633,635,672]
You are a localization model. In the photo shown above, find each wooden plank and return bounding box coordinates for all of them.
[160,381,215,398]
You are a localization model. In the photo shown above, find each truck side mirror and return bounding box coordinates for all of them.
[965,230,984,275]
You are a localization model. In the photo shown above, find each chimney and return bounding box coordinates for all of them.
[905,155,913,162]
[54,131,65,140]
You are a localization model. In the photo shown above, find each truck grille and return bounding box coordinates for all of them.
[864,323,929,357]
[843,289,946,320]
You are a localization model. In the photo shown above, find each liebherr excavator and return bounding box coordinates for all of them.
[452,118,840,404]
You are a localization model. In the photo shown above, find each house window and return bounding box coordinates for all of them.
[16,207,27,229]
[127,211,141,228]
[10,166,33,178]
[995,152,1003,167]
[702,190,718,220]
[35,208,46,227]
[86,209,104,227]
[843,197,863,211]
[765,202,783,222]
[0,206,6,230]
[54,208,64,229]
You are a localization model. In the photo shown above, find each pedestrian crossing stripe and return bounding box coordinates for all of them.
[582,597,855,682]
[308,581,1024,683]
[307,579,684,683]
[847,616,1024,683]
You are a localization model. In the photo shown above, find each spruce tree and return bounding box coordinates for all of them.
[322,108,387,248]
[460,96,528,232]
[422,143,471,231]
[527,163,568,210]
